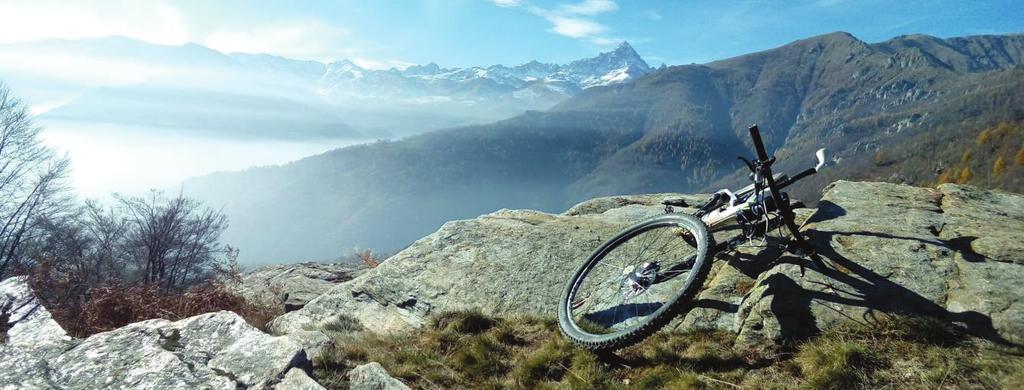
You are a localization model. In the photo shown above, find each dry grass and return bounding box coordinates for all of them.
[45,281,282,337]
[311,311,1024,390]
[356,249,382,269]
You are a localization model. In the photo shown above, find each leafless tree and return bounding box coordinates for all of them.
[0,83,71,279]
[118,191,231,290]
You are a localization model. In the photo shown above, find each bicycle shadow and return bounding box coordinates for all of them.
[734,200,1019,347]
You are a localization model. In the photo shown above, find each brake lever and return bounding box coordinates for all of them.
[737,156,755,172]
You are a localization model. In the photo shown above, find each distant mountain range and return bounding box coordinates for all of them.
[182,31,1024,265]
[318,41,652,106]
[0,37,650,139]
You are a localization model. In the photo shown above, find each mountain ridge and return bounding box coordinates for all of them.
[1,36,652,142]
[181,31,1024,265]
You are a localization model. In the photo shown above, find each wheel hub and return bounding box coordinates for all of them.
[622,262,659,298]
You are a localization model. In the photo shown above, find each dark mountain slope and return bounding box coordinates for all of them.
[184,110,647,263]
[183,32,1024,265]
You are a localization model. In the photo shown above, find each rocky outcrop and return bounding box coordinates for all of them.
[270,182,1024,347]
[229,262,366,312]
[1,276,321,389]
[0,277,72,352]
[347,362,410,390]
[0,276,77,389]
[691,181,1022,347]
[268,193,708,334]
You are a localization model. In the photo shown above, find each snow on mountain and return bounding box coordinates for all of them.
[0,36,652,141]
[316,41,651,105]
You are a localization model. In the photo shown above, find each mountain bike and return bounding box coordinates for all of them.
[558,124,828,351]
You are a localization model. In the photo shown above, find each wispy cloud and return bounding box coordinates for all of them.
[493,0,621,45]
[547,16,607,38]
[0,0,381,63]
[490,0,523,7]
[559,0,618,16]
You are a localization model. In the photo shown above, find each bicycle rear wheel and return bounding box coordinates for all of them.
[558,213,713,351]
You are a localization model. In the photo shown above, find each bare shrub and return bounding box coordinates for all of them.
[356,249,382,269]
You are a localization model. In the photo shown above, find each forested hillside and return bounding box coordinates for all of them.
[183,32,1024,265]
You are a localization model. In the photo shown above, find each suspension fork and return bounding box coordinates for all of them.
[747,125,827,273]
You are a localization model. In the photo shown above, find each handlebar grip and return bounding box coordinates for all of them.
[748,124,770,161]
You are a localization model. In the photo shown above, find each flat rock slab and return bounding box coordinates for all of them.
[265,192,704,334]
[725,182,1024,346]
[270,182,1023,347]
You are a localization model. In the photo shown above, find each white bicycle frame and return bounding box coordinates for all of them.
[700,148,827,228]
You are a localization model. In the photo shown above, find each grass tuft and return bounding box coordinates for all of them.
[430,309,497,334]
[310,310,1024,389]
[322,314,364,334]
[796,340,880,389]
[449,335,508,378]
[512,337,573,386]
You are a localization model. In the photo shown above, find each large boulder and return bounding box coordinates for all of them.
[722,182,1024,346]
[229,262,366,312]
[266,192,707,334]
[270,182,1024,347]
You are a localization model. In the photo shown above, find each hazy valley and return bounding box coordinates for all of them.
[1,36,651,198]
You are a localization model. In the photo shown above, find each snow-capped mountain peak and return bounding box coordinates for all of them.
[555,41,652,88]
[317,41,651,105]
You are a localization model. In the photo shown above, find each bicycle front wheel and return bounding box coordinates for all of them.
[558,213,713,351]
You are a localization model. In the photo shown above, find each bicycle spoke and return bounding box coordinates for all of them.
[570,219,704,334]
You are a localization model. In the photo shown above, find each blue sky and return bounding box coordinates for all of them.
[1,0,1022,67]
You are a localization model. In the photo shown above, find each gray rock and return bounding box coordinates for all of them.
[347,362,410,390]
[733,181,1024,346]
[229,262,366,312]
[563,193,703,217]
[269,193,704,334]
[0,296,321,390]
[270,182,1024,347]
[274,368,326,390]
[282,330,332,361]
[0,276,76,390]
[0,276,72,352]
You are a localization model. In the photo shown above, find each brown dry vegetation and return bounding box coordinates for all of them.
[311,311,1024,389]
[27,266,281,337]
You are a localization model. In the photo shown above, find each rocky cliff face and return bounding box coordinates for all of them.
[270,181,1024,347]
